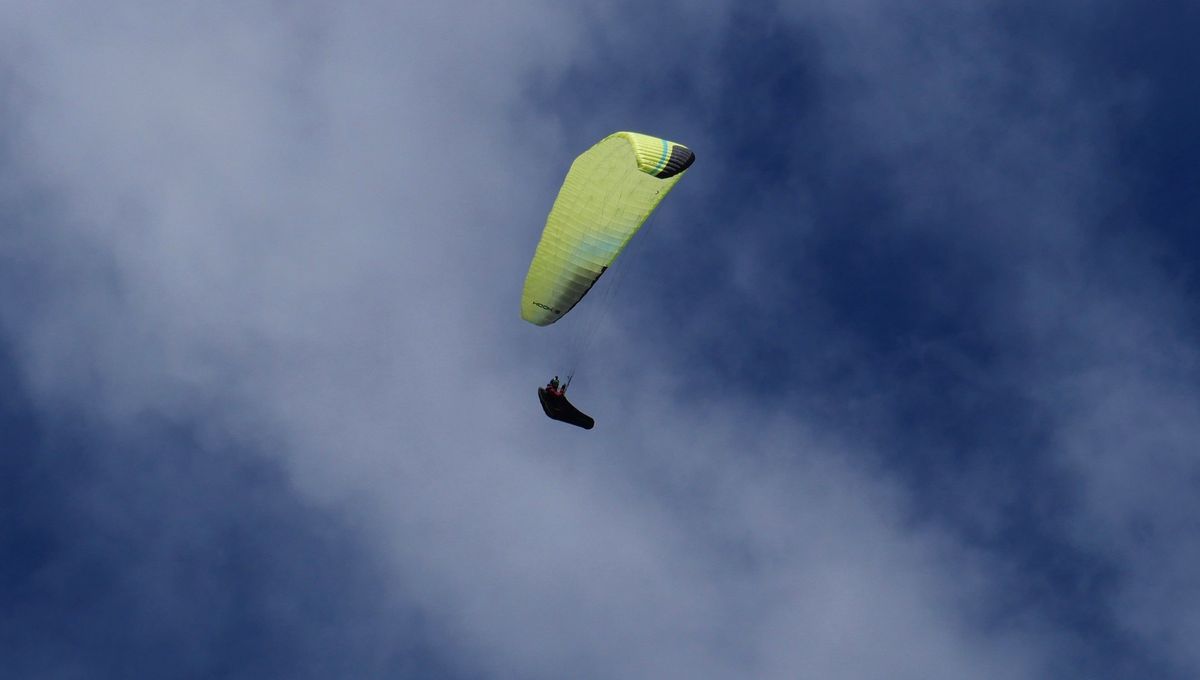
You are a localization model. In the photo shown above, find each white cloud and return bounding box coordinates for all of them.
[9,1,1191,678]
[775,1,1200,676]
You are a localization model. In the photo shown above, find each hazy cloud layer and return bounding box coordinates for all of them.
[3,2,1198,678]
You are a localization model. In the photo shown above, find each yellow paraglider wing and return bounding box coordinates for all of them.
[521,131,694,326]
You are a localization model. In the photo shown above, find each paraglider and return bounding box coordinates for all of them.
[538,377,594,430]
[522,132,694,429]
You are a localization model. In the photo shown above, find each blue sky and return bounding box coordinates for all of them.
[3,2,1199,678]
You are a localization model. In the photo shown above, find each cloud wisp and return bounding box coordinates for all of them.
[3,2,1198,678]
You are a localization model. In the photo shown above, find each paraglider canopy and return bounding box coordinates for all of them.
[520,131,695,326]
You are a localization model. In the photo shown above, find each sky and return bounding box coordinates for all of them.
[2,1,1199,678]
